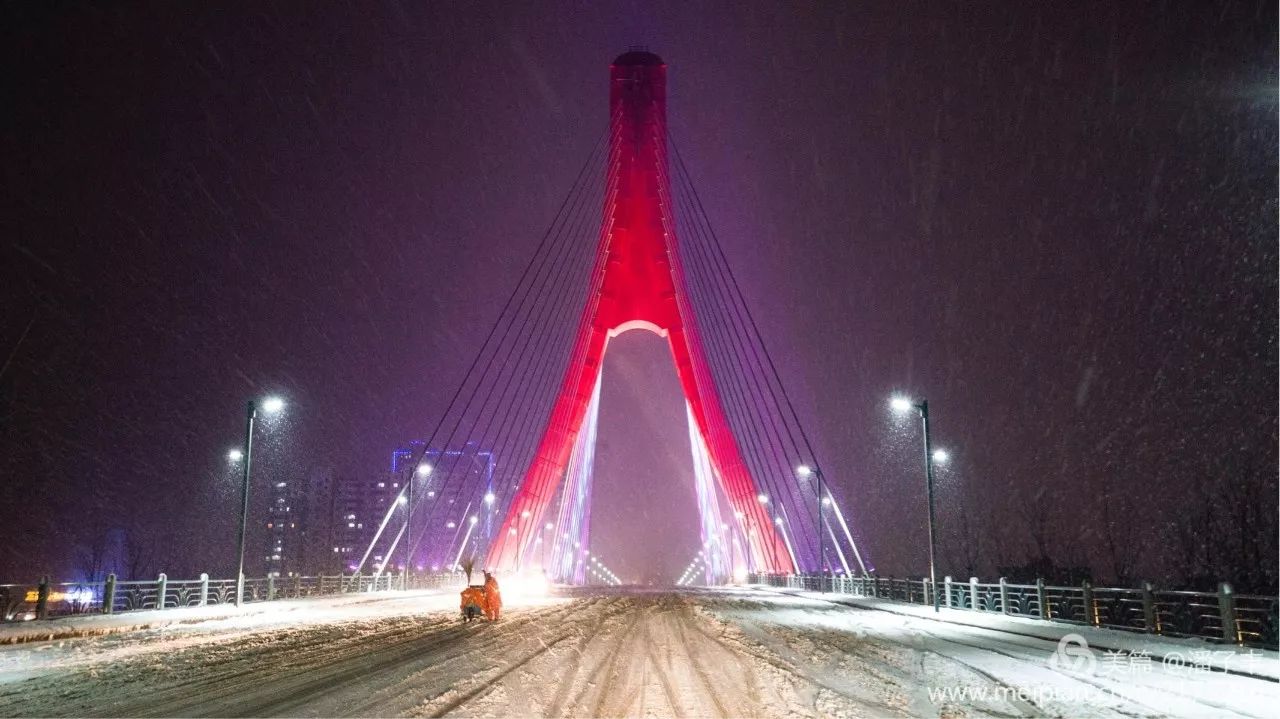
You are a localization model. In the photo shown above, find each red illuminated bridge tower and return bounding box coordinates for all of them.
[485,51,794,574]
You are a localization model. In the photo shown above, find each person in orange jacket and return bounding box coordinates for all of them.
[482,571,502,621]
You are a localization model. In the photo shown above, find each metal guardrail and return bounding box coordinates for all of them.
[1,570,467,623]
[749,573,1279,650]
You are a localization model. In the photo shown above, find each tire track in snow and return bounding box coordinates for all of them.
[686,598,924,716]
[286,599,599,717]
[118,602,576,717]
[636,615,687,717]
[664,602,731,718]
[424,600,637,718]
[546,598,643,717]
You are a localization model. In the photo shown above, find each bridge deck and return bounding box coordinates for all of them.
[0,587,1274,717]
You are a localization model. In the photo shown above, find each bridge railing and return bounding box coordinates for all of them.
[748,573,1278,650]
[1,570,468,624]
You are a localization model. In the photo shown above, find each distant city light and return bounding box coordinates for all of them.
[228,449,243,462]
[932,449,950,464]
[521,510,531,518]
[757,494,769,504]
[796,465,813,478]
[396,495,407,506]
[545,522,554,531]
[469,515,478,524]
[484,492,496,505]
[417,463,432,476]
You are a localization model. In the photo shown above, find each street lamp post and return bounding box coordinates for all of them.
[483,491,496,541]
[892,395,942,612]
[756,493,778,572]
[797,465,826,592]
[234,396,284,607]
[405,463,430,589]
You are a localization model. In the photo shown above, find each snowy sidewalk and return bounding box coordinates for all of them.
[0,589,453,646]
[759,586,1280,681]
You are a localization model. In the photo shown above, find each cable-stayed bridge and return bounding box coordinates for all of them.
[352,50,866,585]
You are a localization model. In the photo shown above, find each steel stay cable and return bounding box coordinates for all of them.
[397,137,603,568]
[670,136,864,568]
[665,148,820,568]
[476,108,625,566]
[673,159,823,569]
[416,105,622,566]
[652,123,798,572]
[353,120,612,575]
[660,151,809,570]
[668,152,831,563]
[671,202,812,569]
[422,118,616,562]
[669,137,818,478]
[651,139,794,571]
[477,106,625,535]
[480,157,618,565]
[425,124,607,515]
[404,116,617,563]
[496,118,625,563]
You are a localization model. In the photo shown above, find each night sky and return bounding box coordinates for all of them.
[2,2,1276,587]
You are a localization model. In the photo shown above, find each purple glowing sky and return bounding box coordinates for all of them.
[1,2,1275,587]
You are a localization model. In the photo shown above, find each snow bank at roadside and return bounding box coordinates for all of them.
[754,586,1280,681]
[0,590,452,646]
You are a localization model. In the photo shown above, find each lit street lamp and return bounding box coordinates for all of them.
[797,464,827,591]
[234,396,284,607]
[891,394,945,612]
[403,463,430,588]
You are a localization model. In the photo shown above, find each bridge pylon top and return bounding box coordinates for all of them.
[612,49,664,67]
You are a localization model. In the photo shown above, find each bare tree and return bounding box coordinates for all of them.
[124,528,156,581]
[74,531,110,584]
[943,487,986,579]
[1097,475,1141,585]
[1018,485,1056,564]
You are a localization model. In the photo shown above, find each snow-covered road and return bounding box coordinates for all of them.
[0,586,1275,717]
